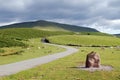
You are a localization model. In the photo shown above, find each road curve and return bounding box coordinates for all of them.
[0,44,78,76]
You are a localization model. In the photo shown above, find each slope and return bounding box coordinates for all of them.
[48,35,120,47]
[0,20,98,32]
[0,28,73,48]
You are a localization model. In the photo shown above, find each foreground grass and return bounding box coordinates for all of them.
[0,38,65,65]
[1,47,120,80]
[48,35,120,46]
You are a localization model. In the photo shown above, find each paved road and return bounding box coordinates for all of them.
[0,44,78,76]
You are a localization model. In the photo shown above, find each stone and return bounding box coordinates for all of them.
[41,38,49,43]
[85,51,100,68]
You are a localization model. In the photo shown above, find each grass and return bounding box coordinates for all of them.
[0,38,65,65]
[0,28,74,48]
[0,32,120,80]
[1,47,120,80]
[0,49,5,53]
[33,26,69,31]
[79,32,113,36]
[48,35,120,46]
[0,28,74,40]
[0,47,23,56]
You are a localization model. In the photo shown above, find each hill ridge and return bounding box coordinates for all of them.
[0,20,99,32]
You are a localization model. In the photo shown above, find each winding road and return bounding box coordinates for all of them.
[0,44,78,76]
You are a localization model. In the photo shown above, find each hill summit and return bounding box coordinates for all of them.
[0,20,99,32]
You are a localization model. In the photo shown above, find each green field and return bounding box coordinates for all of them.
[0,28,73,48]
[0,38,65,65]
[1,47,120,80]
[79,32,112,36]
[0,28,73,39]
[0,28,70,64]
[48,35,120,46]
[0,27,120,80]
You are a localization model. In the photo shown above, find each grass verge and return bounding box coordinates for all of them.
[1,47,120,80]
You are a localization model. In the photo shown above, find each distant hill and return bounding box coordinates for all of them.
[114,34,120,37]
[0,20,99,32]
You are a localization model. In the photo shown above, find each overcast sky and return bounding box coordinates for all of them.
[0,0,120,34]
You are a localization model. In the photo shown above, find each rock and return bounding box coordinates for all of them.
[85,51,100,68]
[41,38,49,43]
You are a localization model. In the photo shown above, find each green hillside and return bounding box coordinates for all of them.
[0,28,73,48]
[78,32,112,36]
[48,35,120,47]
[0,28,112,48]
[0,20,98,32]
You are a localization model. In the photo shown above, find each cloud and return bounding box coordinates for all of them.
[0,19,20,26]
[0,0,120,34]
[0,0,33,11]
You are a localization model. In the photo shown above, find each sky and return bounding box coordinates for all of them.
[0,0,120,34]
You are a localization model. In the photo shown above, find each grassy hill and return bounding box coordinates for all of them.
[78,32,112,36]
[0,28,113,48]
[0,28,73,39]
[0,20,99,32]
[0,28,73,48]
[0,21,120,80]
[48,35,120,47]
